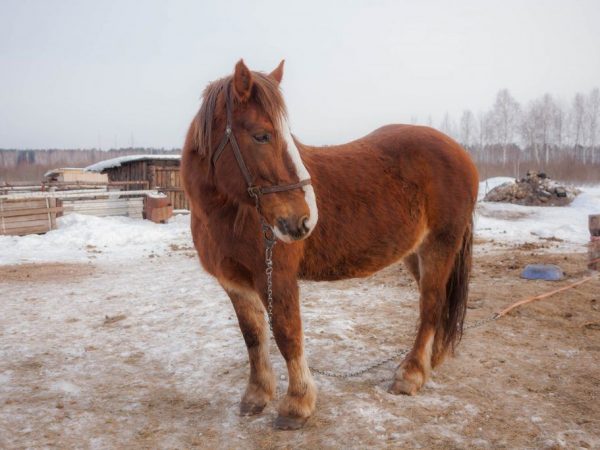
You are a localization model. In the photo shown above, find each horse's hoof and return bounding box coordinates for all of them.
[274,415,308,430]
[240,401,266,416]
[389,378,419,396]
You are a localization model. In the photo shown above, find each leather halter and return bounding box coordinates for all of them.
[210,84,311,200]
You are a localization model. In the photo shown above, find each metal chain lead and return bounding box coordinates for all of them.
[309,313,500,378]
[311,349,410,378]
[264,232,275,332]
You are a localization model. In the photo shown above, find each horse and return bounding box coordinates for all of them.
[181,59,479,430]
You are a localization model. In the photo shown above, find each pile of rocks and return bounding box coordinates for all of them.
[483,171,580,206]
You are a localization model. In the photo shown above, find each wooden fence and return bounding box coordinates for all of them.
[61,197,144,219]
[0,190,157,236]
[0,198,62,236]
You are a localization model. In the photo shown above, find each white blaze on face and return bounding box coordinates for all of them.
[277,116,318,239]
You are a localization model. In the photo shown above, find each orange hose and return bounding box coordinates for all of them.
[495,275,598,318]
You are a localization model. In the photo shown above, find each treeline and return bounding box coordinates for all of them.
[0,148,180,182]
[432,88,600,182]
[2,87,600,184]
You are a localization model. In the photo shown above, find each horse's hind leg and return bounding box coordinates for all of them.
[404,253,420,284]
[223,285,276,415]
[390,233,460,395]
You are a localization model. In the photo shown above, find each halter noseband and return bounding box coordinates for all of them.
[210,84,312,201]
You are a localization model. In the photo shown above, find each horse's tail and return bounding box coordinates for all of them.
[434,219,473,366]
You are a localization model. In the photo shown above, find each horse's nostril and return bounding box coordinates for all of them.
[299,216,310,233]
[277,218,289,235]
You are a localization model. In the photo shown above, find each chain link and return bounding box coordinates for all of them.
[311,349,410,378]
[309,313,500,378]
[264,235,275,332]
[259,217,277,333]
[462,312,500,331]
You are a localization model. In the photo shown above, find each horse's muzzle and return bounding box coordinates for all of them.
[276,215,310,241]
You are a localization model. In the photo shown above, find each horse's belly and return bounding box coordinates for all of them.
[298,224,426,281]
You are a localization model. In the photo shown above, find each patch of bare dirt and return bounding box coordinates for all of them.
[0,262,95,283]
[1,250,599,448]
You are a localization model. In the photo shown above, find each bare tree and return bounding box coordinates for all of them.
[587,88,600,163]
[520,103,539,164]
[491,89,521,164]
[539,94,558,164]
[571,92,587,161]
[459,109,477,149]
[553,99,566,150]
[439,112,456,139]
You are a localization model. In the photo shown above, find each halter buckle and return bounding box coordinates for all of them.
[247,186,261,198]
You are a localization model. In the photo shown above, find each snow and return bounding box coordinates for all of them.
[0,213,191,265]
[1,178,597,266]
[85,154,180,172]
[1,178,599,448]
[476,179,600,250]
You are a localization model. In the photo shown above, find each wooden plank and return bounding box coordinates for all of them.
[1,190,158,200]
[63,210,134,217]
[63,202,143,211]
[0,199,48,210]
[62,198,143,205]
[2,218,50,229]
[63,209,144,215]
[63,207,143,215]
[64,199,143,208]
[2,213,52,224]
[0,207,63,218]
[2,224,50,236]
[49,198,57,230]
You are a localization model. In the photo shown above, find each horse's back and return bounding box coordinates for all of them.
[298,124,478,281]
[363,124,479,227]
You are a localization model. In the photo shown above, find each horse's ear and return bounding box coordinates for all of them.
[269,60,285,84]
[233,59,253,102]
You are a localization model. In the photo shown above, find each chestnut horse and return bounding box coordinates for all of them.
[182,60,478,429]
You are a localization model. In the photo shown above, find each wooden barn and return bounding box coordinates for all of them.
[86,155,188,210]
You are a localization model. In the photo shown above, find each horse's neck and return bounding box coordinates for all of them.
[197,182,259,232]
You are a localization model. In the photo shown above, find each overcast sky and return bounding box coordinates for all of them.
[1,0,599,149]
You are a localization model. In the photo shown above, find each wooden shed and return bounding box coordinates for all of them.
[86,155,188,210]
[44,168,108,184]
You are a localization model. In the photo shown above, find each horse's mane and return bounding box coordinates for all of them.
[196,72,287,157]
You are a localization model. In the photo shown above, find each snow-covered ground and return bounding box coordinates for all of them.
[476,177,600,250]
[1,179,599,448]
[1,178,598,266]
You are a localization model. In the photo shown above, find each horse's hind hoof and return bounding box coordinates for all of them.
[274,415,308,430]
[389,378,419,396]
[240,401,266,416]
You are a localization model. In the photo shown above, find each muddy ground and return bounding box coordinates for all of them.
[1,242,599,449]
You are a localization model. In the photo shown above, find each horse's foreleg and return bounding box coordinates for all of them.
[268,277,316,430]
[224,286,276,415]
[390,239,457,395]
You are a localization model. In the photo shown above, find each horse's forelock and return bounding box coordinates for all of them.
[196,73,287,158]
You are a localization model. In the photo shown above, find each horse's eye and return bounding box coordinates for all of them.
[253,133,271,144]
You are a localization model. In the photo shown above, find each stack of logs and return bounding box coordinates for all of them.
[590,214,600,271]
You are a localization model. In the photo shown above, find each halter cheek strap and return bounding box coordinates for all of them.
[210,84,312,200]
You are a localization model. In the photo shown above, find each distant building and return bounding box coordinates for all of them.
[86,154,188,210]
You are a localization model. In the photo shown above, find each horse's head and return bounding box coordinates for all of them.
[194,60,318,243]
